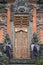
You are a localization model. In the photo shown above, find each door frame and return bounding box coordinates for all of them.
[13,14,30,58]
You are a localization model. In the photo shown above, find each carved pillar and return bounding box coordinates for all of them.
[10,22,14,45]
[0,24,7,43]
[29,21,33,44]
[29,8,33,44]
[32,7,37,34]
[10,4,15,46]
[37,16,43,44]
[7,5,11,36]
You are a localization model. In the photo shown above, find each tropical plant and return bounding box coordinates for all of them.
[0,44,9,65]
[32,33,38,44]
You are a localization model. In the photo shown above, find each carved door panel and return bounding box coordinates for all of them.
[14,30,22,58]
[14,27,29,58]
[13,15,30,58]
[21,30,28,58]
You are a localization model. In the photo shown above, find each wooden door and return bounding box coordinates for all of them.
[13,15,30,58]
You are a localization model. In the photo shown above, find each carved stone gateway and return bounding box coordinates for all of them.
[13,14,30,58]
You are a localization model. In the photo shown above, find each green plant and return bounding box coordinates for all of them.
[2,54,9,65]
[0,45,9,65]
[34,56,41,65]
[32,33,38,44]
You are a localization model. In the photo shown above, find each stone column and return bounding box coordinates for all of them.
[28,15,33,58]
[10,22,14,45]
[10,4,15,57]
[29,8,33,44]
[10,15,15,57]
[29,21,33,44]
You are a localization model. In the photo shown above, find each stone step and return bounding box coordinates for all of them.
[9,58,35,64]
[9,64,36,65]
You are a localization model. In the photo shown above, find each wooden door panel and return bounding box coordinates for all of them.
[14,28,29,58]
[13,15,30,58]
[14,31,22,58]
[21,31,28,58]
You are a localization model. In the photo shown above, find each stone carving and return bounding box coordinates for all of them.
[10,0,34,22]
[15,28,28,32]
[10,0,33,14]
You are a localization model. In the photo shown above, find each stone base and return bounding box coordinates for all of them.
[9,58,35,64]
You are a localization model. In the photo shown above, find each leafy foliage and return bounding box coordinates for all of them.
[0,44,9,65]
[32,33,38,44]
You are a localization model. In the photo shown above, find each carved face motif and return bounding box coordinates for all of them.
[18,6,26,13]
[11,0,32,13]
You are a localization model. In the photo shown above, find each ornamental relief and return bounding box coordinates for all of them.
[11,0,33,13]
[15,28,28,32]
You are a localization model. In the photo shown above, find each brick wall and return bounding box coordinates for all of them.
[0,28,4,43]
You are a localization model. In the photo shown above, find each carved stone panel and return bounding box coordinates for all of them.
[14,15,29,26]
